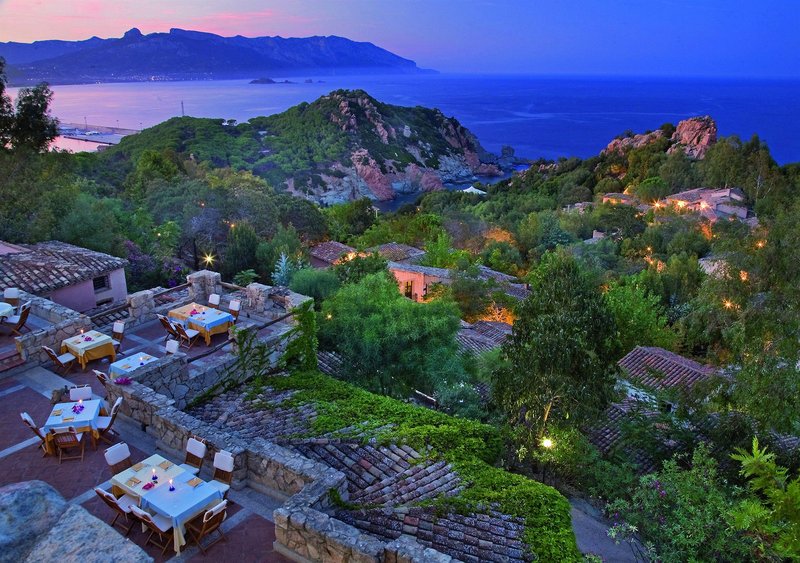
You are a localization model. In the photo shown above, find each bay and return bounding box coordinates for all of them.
[11,74,800,164]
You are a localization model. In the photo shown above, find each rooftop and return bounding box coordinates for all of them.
[618,346,718,391]
[457,320,512,354]
[367,242,427,263]
[0,241,127,295]
[308,241,355,264]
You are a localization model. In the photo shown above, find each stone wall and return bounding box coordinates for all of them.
[188,270,222,304]
[4,291,91,378]
[125,289,156,327]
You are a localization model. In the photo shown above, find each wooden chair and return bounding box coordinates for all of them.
[4,302,31,336]
[94,369,109,387]
[179,436,207,474]
[49,427,85,464]
[130,505,174,555]
[157,314,180,341]
[94,487,137,536]
[186,499,228,554]
[104,442,132,474]
[209,450,234,498]
[97,396,123,446]
[69,385,93,401]
[165,339,180,354]
[208,293,221,309]
[20,412,48,456]
[111,321,125,354]
[42,346,76,375]
[174,323,200,349]
[229,300,241,323]
[3,287,20,310]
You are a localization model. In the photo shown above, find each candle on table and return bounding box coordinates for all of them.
[169,479,175,491]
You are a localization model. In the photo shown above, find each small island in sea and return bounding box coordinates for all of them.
[249,77,297,84]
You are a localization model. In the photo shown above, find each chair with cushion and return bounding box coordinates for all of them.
[104,442,132,474]
[165,339,180,354]
[94,487,137,536]
[97,396,123,445]
[208,450,234,498]
[208,293,221,309]
[229,300,241,323]
[111,321,125,354]
[174,323,200,349]
[179,437,207,474]
[4,302,31,336]
[186,499,228,554]
[20,412,48,456]
[49,427,85,464]
[3,287,20,310]
[130,505,174,555]
[94,370,109,387]
[157,314,180,341]
[42,346,76,375]
[69,385,93,401]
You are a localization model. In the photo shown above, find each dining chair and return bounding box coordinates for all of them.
[3,287,20,310]
[69,385,93,401]
[111,321,125,354]
[229,300,241,323]
[209,450,234,498]
[20,412,48,456]
[104,442,132,474]
[179,436,207,474]
[130,505,174,555]
[42,345,76,375]
[94,369,109,387]
[94,487,137,536]
[5,302,32,336]
[157,314,180,341]
[208,293,221,309]
[97,396,123,445]
[49,427,85,464]
[174,323,200,349]
[186,499,228,554]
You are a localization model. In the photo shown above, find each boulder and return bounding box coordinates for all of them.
[668,115,717,159]
[602,129,665,155]
[0,481,152,563]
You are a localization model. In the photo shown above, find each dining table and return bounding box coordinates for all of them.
[41,398,102,454]
[111,453,222,553]
[0,302,13,319]
[61,330,116,370]
[108,353,159,377]
[168,303,234,346]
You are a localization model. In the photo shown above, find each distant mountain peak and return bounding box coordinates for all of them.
[123,28,143,39]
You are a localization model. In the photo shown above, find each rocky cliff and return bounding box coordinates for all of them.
[602,116,717,160]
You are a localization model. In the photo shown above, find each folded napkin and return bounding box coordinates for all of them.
[126,477,141,487]
[52,409,62,416]
[142,482,155,491]
[120,364,132,369]
[187,477,203,488]
[132,462,146,471]
[62,416,74,422]
[142,355,152,361]
[158,460,173,470]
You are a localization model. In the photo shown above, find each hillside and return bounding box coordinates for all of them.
[2,28,431,85]
[96,89,512,204]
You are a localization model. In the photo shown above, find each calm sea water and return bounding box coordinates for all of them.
[13,74,800,164]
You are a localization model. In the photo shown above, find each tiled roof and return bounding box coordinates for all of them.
[476,265,518,283]
[309,241,355,264]
[387,261,450,278]
[368,242,427,263]
[0,240,127,295]
[618,346,717,391]
[501,283,531,301]
[457,321,511,354]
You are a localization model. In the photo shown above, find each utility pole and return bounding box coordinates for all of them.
[181,101,185,117]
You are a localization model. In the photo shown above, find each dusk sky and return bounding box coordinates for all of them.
[1,0,799,77]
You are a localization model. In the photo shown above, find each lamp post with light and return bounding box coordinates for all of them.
[541,436,554,485]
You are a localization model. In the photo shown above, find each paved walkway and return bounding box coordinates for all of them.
[570,499,638,562]
[0,369,289,562]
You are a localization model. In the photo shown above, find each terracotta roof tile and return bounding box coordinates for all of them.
[367,242,426,263]
[618,346,717,391]
[309,241,355,264]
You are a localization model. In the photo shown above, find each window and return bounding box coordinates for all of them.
[404,281,413,299]
[93,275,110,292]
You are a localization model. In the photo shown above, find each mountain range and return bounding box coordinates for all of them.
[0,28,431,85]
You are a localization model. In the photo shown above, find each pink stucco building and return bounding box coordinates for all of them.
[0,241,128,312]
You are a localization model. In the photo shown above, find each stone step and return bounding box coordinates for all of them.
[0,349,24,373]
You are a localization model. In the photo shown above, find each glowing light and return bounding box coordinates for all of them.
[739,271,749,282]
[677,200,687,208]
[325,313,332,320]
[723,299,735,309]
[756,240,766,249]
[202,253,216,267]
[542,438,553,449]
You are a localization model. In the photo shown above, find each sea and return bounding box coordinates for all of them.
[11,74,800,164]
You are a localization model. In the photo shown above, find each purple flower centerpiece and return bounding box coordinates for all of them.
[71,403,85,414]
[114,376,132,386]
[83,336,93,342]
[189,309,198,316]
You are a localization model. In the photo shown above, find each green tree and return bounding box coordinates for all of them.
[318,272,464,398]
[333,252,387,285]
[0,59,58,152]
[629,176,671,203]
[493,250,618,441]
[222,222,259,280]
[324,198,376,241]
[419,232,468,268]
[604,281,677,353]
[289,268,341,309]
[255,224,302,282]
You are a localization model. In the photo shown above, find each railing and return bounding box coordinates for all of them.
[220,282,246,292]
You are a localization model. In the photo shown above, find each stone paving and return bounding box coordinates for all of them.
[0,368,290,562]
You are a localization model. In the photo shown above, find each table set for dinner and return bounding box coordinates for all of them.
[41,398,102,454]
[168,302,234,346]
[60,330,116,370]
[111,453,223,553]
